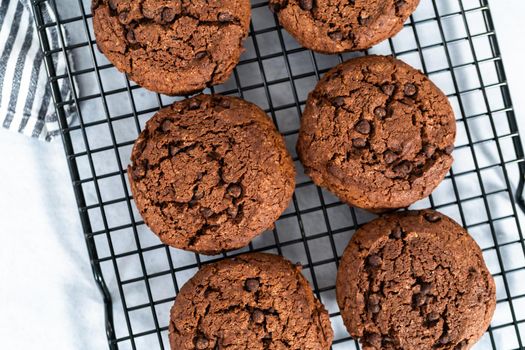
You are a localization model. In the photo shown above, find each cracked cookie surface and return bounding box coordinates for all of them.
[92,0,250,95]
[169,253,333,350]
[128,94,295,254]
[297,55,456,211]
[268,0,419,53]
[336,210,496,350]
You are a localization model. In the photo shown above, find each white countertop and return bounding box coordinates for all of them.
[0,1,524,349]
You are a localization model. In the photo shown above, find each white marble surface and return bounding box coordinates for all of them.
[0,1,524,349]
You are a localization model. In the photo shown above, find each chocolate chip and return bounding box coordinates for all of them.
[299,0,313,11]
[427,311,440,323]
[420,282,433,294]
[218,12,233,22]
[200,207,213,218]
[368,294,381,313]
[438,333,450,345]
[195,51,207,59]
[445,144,454,154]
[252,310,265,324]
[358,15,372,25]
[423,143,436,158]
[363,333,382,347]
[368,293,380,305]
[118,11,128,24]
[367,254,382,267]
[382,337,395,345]
[400,97,415,106]
[454,340,468,350]
[269,0,286,13]
[161,119,172,132]
[374,107,387,119]
[131,160,147,181]
[355,120,371,134]
[195,336,209,349]
[369,304,380,313]
[393,161,413,177]
[220,99,231,108]
[381,84,395,95]
[227,184,242,198]
[384,150,398,164]
[161,187,176,198]
[262,338,271,348]
[169,145,179,157]
[390,143,403,153]
[126,29,136,44]
[404,83,417,96]
[330,70,342,79]
[205,151,220,161]
[396,0,407,10]
[424,212,441,223]
[161,7,176,23]
[329,30,343,41]
[245,278,260,292]
[333,96,345,107]
[193,190,204,200]
[189,100,200,110]
[390,226,403,239]
[131,167,145,181]
[108,0,117,10]
[227,206,238,218]
[352,138,367,148]
[413,293,427,307]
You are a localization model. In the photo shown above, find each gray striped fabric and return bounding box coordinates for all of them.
[0,0,74,141]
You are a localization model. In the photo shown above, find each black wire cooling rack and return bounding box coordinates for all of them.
[31,0,525,349]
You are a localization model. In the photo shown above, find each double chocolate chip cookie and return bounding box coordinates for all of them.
[269,0,420,53]
[336,210,496,350]
[93,0,251,95]
[297,55,456,211]
[169,253,333,349]
[128,94,295,254]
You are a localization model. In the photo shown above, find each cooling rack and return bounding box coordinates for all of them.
[30,0,525,349]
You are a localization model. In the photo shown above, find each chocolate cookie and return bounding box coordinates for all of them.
[336,210,496,350]
[169,253,333,349]
[128,94,295,254]
[297,55,456,211]
[92,0,251,95]
[269,0,419,53]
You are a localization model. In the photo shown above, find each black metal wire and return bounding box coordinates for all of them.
[30,0,525,349]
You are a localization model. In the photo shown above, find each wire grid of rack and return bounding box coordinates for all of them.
[30,0,525,349]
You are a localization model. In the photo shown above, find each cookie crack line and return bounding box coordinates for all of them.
[136,140,246,249]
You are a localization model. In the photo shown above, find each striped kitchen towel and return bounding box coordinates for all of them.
[0,0,74,141]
